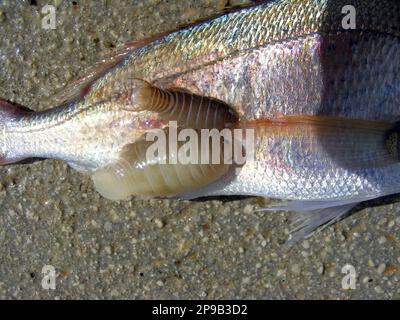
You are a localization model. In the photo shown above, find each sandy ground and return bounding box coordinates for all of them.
[0,0,399,299]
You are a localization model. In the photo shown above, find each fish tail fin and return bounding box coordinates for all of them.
[0,98,30,165]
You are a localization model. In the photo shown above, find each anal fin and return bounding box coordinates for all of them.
[67,161,92,174]
[258,195,380,244]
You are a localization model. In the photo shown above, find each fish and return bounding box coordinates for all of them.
[0,0,399,242]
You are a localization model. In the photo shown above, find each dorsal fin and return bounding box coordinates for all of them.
[48,1,265,106]
[48,45,135,106]
[170,0,266,34]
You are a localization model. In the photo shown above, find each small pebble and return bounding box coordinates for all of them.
[362,276,370,284]
[317,264,324,275]
[378,236,387,245]
[104,222,112,232]
[368,259,375,268]
[129,211,137,218]
[243,204,253,215]
[154,218,164,229]
[374,286,384,294]
[276,270,285,278]
[378,218,387,226]
[377,263,386,275]
[156,280,164,287]
[242,277,251,284]
[291,264,301,275]
[103,246,112,255]
[109,210,120,223]
[302,240,310,250]
[261,240,267,247]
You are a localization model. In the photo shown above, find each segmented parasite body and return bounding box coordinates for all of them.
[132,79,239,130]
[93,127,232,200]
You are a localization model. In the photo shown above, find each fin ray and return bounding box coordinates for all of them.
[258,195,381,244]
[288,204,357,245]
[47,1,265,107]
[48,43,137,106]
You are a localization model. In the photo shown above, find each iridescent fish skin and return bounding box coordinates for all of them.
[1,0,400,204]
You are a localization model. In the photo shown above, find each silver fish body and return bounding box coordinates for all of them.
[2,0,400,205]
[176,29,400,201]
